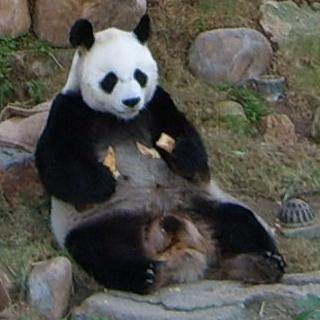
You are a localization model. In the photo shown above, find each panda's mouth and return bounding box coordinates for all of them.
[118,109,138,115]
[116,108,140,119]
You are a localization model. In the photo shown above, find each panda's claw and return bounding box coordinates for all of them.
[146,266,155,277]
[263,251,286,272]
[265,251,272,257]
[143,261,161,289]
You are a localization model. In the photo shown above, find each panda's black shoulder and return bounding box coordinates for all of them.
[144,86,199,135]
[146,86,176,113]
[49,92,93,122]
[44,92,98,136]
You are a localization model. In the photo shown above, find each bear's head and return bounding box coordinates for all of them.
[63,15,158,120]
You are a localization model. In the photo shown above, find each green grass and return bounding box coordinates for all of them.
[0,81,14,107]
[220,84,269,123]
[26,79,46,104]
[0,37,19,107]
[192,16,211,33]
[197,0,237,15]
[30,38,54,56]
[295,295,320,320]
[221,115,258,137]
[207,127,320,199]
[0,192,53,300]
[279,35,320,96]
[213,84,268,137]
[0,35,54,108]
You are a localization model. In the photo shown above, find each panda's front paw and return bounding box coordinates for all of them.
[84,165,117,204]
[94,174,116,201]
[161,139,209,183]
[144,262,158,286]
[133,260,161,294]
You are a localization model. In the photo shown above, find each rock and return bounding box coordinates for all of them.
[251,75,286,102]
[260,1,320,45]
[0,101,49,206]
[313,2,320,11]
[0,101,50,153]
[0,147,45,207]
[0,0,31,37]
[259,114,297,146]
[278,222,320,239]
[0,147,31,170]
[189,28,273,84]
[73,272,320,320]
[33,0,147,47]
[28,257,73,320]
[311,106,320,142]
[213,100,247,119]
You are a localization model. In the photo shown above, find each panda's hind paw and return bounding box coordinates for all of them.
[263,251,286,273]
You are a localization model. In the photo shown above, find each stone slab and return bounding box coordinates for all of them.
[73,272,320,320]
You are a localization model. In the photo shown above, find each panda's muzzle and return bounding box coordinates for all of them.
[122,97,141,108]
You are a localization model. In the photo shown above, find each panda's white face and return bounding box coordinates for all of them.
[63,28,158,120]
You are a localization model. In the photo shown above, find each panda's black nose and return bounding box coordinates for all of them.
[122,97,141,108]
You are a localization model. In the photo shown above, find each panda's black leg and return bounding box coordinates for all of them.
[211,252,285,284]
[194,200,286,283]
[65,211,161,294]
[214,202,286,283]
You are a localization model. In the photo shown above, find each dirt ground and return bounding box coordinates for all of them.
[0,0,320,318]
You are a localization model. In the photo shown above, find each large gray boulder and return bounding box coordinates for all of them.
[260,0,320,45]
[33,0,147,47]
[189,28,273,84]
[0,0,31,37]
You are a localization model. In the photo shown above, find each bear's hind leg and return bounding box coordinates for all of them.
[65,211,161,294]
[193,200,286,284]
[212,252,285,284]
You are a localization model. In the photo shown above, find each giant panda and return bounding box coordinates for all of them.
[35,15,286,294]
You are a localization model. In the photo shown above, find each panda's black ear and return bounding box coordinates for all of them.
[69,19,95,49]
[133,14,151,44]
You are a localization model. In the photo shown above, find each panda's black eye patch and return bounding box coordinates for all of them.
[100,72,118,94]
[134,69,148,88]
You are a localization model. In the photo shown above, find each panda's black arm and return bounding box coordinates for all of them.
[35,93,116,205]
[149,86,210,183]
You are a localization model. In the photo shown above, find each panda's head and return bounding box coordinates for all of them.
[63,15,158,120]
